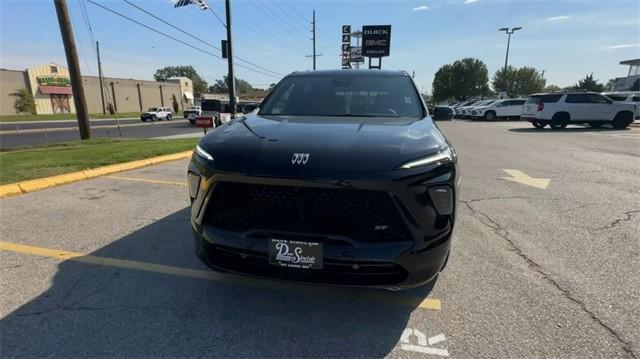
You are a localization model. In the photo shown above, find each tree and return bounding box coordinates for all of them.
[573,73,605,92]
[153,65,208,96]
[544,84,561,92]
[268,83,277,91]
[209,75,254,94]
[10,89,36,115]
[171,94,179,113]
[492,66,546,97]
[604,78,615,91]
[432,58,490,102]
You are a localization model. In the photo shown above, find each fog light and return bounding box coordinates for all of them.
[188,172,201,199]
[428,185,453,215]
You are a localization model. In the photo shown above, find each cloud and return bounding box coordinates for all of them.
[604,43,640,49]
[412,5,429,11]
[546,15,570,21]
[464,0,478,4]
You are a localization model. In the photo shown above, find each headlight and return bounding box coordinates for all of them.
[399,147,453,169]
[195,144,214,161]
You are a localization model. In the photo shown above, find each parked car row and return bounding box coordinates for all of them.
[449,99,526,121]
[442,90,638,129]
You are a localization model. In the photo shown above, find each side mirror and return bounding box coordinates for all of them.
[242,103,258,114]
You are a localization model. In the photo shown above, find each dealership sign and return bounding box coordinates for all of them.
[362,25,391,57]
[341,24,352,69]
[37,76,71,87]
[350,46,364,63]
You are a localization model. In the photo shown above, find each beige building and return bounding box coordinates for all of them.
[0,63,194,116]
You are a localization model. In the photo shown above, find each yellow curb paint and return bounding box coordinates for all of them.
[105,175,188,187]
[0,150,193,198]
[0,184,23,197]
[0,240,442,311]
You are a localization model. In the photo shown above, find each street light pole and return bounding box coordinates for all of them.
[498,27,522,73]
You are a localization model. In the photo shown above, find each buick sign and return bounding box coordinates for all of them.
[362,25,391,57]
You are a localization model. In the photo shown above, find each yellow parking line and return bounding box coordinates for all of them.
[105,175,187,187]
[0,240,441,311]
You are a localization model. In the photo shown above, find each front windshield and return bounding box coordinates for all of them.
[259,75,424,118]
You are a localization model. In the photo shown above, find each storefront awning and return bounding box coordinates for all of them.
[184,91,194,100]
[39,86,72,95]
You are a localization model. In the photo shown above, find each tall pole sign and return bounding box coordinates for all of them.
[362,25,391,70]
[341,25,351,69]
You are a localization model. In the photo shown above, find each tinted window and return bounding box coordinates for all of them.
[201,100,222,112]
[526,94,562,104]
[632,96,640,102]
[511,99,526,105]
[606,95,629,101]
[260,75,424,118]
[565,94,587,103]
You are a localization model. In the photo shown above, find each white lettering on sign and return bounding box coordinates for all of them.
[400,329,449,357]
[364,29,389,35]
[365,40,388,46]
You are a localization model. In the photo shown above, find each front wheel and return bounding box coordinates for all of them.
[550,113,569,130]
[151,115,157,122]
[484,111,496,121]
[612,113,633,129]
[166,114,172,121]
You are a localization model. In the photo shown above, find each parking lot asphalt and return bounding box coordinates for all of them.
[1,120,638,358]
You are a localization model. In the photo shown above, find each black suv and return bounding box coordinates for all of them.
[188,70,459,290]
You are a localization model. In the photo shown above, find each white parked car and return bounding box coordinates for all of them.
[464,100,496,118]
[184,106,203,124]
[455,100,482,118]
[603,92,640,121]
[140,107,173,122]
[521,91,637,129]
[470,99,527,121]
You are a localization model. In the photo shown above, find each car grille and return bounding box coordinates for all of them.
[204,182,411,243]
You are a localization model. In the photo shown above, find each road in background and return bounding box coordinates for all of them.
[0,118,203,148]
[1,120,638,357]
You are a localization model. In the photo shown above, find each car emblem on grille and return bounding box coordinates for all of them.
[291,153,310,165]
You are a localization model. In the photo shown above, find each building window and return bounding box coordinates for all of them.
[50,65,58,74]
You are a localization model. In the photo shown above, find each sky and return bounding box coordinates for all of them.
[1,0,639,92]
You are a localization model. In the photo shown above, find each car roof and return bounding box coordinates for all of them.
[288,69,411,78]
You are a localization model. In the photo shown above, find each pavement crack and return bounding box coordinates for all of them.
[461,200,637,358]
[594,210,640,231]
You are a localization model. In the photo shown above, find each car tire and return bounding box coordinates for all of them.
[532,120,546,128]
[152,115,157,122]
[141,118,147,122]
[484,111,496,121]
[612,112,633,129]
[550,113,568,130]
[166,114,172,121]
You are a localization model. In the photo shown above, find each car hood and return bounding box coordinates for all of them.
[198,114,448,175]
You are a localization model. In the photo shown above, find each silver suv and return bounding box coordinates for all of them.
[521,91,636,129]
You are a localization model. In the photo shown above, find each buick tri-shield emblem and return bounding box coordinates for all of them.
[291,153,310,165]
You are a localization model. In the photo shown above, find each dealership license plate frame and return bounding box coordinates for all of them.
[268,239,323,270]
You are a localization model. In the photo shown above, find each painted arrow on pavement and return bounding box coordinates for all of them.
[501,169,551,189]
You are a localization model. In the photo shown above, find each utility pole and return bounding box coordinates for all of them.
[312,10,316,70]
[54,0,90,139]
[224,0,237,118]
[96,41,106,115]
[306,10,322,70]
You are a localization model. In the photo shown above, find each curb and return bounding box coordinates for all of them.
[0,150,193,198]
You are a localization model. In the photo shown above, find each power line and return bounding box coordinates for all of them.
[207,7,226,29]
[122,0,282,77]
[85,0,281,79]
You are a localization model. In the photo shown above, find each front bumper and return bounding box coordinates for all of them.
[188,155,459,289]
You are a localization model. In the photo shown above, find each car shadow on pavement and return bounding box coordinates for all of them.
[1,207,435,358]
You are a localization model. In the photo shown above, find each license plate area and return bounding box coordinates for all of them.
[268,239,323,269]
